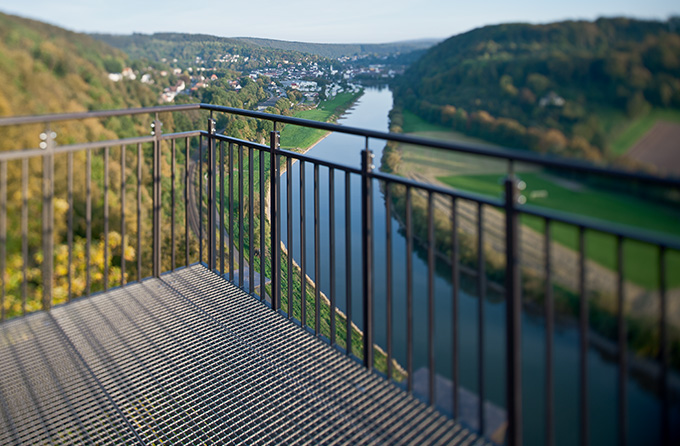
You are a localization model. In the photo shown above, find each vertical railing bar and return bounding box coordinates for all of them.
[314,163,320,335]
[287,156,293,314]
[477,203,486,432]
[300,161,307,325]
[220,140,225,276]
[50,143,54,304]
[42,128,54,311]
[451,196,459,419]
[385,181,392,379]
[239,144,244,289]
[67,153,73,300]
[504,173,522,446]
[208,117,216,272]
[21,158,27,314]
[406,185,413,391]
[545,218,554,446]
[86,151,91,295]
[270,130,280,310]
[659,245,669,446]
[249,146,254,294]
[185,137,189,268]
[120,145,126,286]
[152,115,162,277]
[49,143,54,304]
[229,142,234,281]
[0,161,6,320]
[276,149,281,309]
[259,148,265,301]
[427,191,436,406]
[579,226,589,446]
[329,167,336,345]
[345,170,352,356]
[137,143,142,282]
[617,235,627,446]
[104,146,109,291]
[361,144,374,369]
[171,139,176,271]
[199,134,203,265]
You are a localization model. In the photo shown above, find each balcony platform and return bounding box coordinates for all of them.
[0,265,483,445]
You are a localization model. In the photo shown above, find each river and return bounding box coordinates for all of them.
[278,86,674,445]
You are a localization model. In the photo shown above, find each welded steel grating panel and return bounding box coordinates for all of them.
[0,265,485,445]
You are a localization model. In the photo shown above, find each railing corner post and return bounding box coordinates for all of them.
[270,129,280,310]
[504,172,522,446]
[152,116,162,277]
[361,145,374,370]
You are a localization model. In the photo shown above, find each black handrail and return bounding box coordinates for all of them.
[1,102,678,188]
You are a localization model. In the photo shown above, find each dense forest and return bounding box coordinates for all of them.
[391,17,680,161]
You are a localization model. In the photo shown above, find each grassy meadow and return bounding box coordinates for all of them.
[438,172,680,288]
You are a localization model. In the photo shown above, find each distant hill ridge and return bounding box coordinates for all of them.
[230,36,440,59]
[92,32,439,61]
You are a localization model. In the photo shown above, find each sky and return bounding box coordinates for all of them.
[0,0,678,44]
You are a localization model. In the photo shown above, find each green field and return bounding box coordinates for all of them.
[610,108,680,155]
[438,172,680,288]
[402,110,454,133]
[280,91,363,150]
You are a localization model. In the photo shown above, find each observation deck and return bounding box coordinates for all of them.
[0,103,678,445]
[0,265,475,445]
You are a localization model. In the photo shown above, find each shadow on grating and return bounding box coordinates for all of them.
[0,265,485,445]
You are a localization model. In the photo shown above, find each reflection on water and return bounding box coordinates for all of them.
[278,86,677,445]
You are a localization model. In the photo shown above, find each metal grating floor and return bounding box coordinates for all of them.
[0,265,483,445]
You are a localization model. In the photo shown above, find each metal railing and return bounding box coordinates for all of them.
[0,103,679,445]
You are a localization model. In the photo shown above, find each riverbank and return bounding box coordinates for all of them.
[381,110,680,372]
[279,88,363,150]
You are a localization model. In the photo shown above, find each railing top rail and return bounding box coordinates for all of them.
[0,102,678,188]
[199,103,680,188]
[0,103,201,127]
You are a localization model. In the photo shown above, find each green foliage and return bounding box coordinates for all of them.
[392,17,680,160]
[0,12,157,124]
[103,57,124,73]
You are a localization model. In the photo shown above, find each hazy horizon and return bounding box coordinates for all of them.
[1,0,678,44]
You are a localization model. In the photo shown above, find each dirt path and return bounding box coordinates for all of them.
[626,121,680,177]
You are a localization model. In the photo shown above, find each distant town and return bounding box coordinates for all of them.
[107,52,401,107]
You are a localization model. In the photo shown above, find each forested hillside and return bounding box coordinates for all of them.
[0,12,159,148]
[0,13,178,317]
[391,17,680,161]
